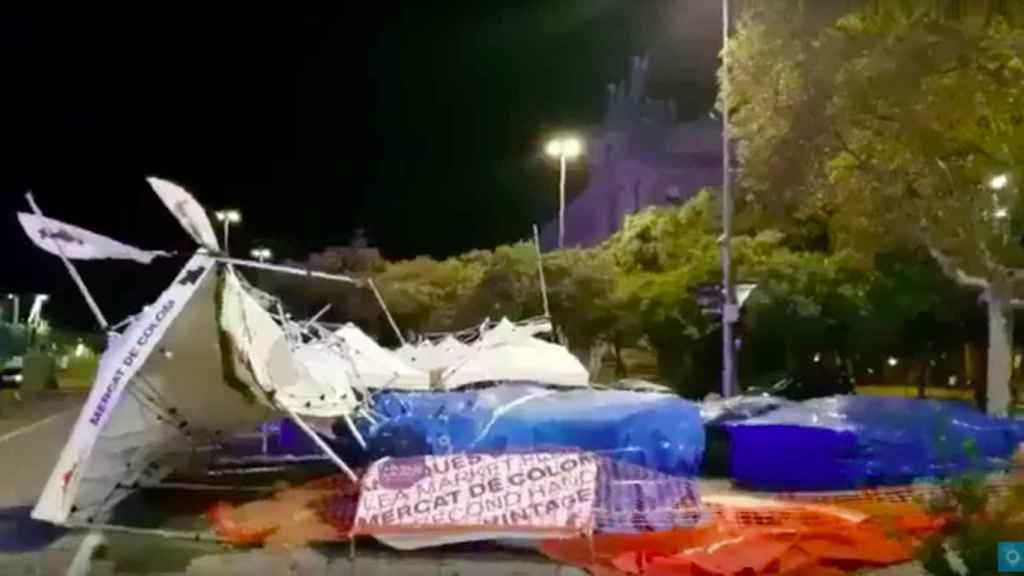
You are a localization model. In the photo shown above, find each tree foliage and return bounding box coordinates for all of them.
[726,0,1024,412]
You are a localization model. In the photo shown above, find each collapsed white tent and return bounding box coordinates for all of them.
[439,318,590,390]
[395,335,472,374]
[331,323,429,391]
[33,255,361,526]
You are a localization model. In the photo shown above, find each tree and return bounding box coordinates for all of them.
[454,243,543,327]
[606,191,874,396]
[372,256,485,337]
[727,3,1024,413]
[543,248,627,377]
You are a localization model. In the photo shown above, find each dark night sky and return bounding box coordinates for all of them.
[0,2,722,329]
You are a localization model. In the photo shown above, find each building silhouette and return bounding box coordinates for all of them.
[541,55,722,249]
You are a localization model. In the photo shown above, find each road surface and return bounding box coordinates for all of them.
[0,392,83,509]
[0,391,89,574]
[0,392,572,575]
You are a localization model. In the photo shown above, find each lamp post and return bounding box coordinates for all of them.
[249,247,273,263]
[214,209,242,254]
[545,136,583,249]
[720,0,738,397]
[26,294,49,327]
[6,294,19,326]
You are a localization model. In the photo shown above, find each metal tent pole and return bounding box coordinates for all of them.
[25,193,109,330]
[533,225,551,318]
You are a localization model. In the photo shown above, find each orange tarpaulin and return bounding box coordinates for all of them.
[539,495,945,576]
[209,474,360,548]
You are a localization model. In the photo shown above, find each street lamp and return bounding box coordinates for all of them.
[214,209,242,253]
[720,0,738,397]
[990,174,1010,191]
[250,247,273,262]
[545,136,583,249]
[27,293,49,327]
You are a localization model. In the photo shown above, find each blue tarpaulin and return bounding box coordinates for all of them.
[359,384,706,477]
[726,396,1024,491]
[277,384,705,478]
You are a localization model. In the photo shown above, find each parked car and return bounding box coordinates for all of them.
[1,356,24,389]
[743,369,854,400]
[613,379,675,394]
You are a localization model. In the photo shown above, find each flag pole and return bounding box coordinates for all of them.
[25,193,109,330]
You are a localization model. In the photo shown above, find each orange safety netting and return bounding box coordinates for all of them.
[209,474,360,548]
[539,495,946,576]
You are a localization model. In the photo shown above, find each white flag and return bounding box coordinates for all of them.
[146,176,221,251]
[18,213,171,264]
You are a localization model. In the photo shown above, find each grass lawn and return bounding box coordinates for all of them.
[856,384,975,401]
[57,356,98,390]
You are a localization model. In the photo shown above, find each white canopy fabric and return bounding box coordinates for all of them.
[220,269,359,417]
[330,323,430,391]
[33,255,271,525]
[34,256,360,526]
[394,337,471,374]
[439,317,590,390]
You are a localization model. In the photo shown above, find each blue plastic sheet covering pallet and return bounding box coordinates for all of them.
[354,384,705,477]
[726,396,1024,491]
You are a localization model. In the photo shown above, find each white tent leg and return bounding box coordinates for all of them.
[342,415,367,449]
[65,522,222,542]
[67,531,106,576]
[285,407,359,482]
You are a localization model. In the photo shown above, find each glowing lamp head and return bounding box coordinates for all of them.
[215,209,242,224]
[990,174,1010,191]
[545,137,583,160]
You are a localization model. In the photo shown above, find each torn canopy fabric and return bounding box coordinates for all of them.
[327,323,429,391]
[219,269,360,417]
[440,318,589,389]
[395,337,471,374]
[32,254,271,525]
[33,256,360,526]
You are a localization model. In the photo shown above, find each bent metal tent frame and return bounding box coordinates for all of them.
[32,254,366,527]
[24,176,583,536]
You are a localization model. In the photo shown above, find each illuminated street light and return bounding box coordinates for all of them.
[250,247,273,262]
[26,293,48,326]
[214,209,242,253]
[887,356,899,367]
[989,174,1010,191]
[544,136,584,249]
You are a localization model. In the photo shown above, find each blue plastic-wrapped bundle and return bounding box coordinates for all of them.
[349,383,706,477]
[726,396,1024,491]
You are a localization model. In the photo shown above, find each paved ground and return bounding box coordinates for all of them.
[0,391,89,574]
[0,392,83,508]
[0,392,932,575]
[0,393,578,575]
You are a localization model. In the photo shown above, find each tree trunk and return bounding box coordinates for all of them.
[986,288,1014,416]
[587,341,608,381]
[612,337,627,379]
